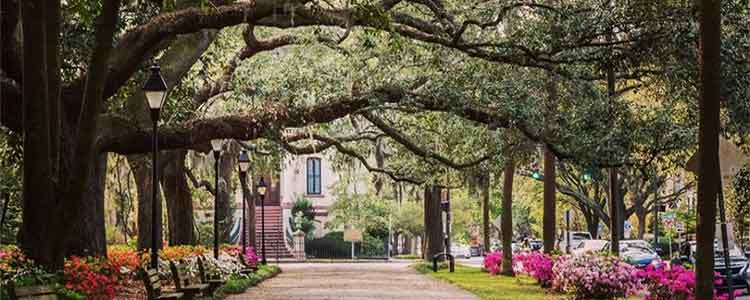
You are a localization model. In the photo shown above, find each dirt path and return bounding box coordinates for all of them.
[228,262,478,300]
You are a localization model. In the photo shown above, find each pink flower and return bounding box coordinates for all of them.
[483,251,503,275]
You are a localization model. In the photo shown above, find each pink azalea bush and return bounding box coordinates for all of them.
[552,253,641,300]
[483,251,503,275]
[513,251,554,287]
[637,264,741,300]
[637,264,696,300]
[243,246,259,268]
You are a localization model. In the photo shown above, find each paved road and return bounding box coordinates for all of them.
[228,262,477,300]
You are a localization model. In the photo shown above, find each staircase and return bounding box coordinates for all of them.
[254,206,294,259]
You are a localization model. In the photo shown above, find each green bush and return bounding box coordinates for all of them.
[57,287,86,300]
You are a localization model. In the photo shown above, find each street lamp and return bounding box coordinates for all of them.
[211,139,224,259]
[256,177,268,265]
[143,64,167,270]
[581,169,593,182]
[531,169,543,181]
[238,150,251,251]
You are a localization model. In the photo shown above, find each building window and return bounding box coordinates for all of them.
[307,158,322,195]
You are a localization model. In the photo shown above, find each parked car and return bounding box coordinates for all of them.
[617,239,661,268]
[680,240,750,291]
[451,244,472,259]
[558,231,592,252]
[529,239,543,251]
[469,245,484,257]
[571,239,608,255]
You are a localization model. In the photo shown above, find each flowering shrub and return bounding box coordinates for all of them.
[2,244,259,299]
[513,251,554,287]
[552,253,641,300]
[483,251,503,275]
[222,245,243,257]
[159,245,208,261]
[64,256,117,300]
[637,264,696,300]
[637,264,741,300]
[243,247,259,268]
[106,246,142,280]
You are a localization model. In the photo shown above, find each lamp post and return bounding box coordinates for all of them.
[211,139,224,259]
[238,150,251,251]
[256,177,268,265]
[143,65,167,270]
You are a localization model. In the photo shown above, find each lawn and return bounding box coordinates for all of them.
[414,264,554,300]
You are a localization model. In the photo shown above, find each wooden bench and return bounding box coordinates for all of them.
[141,268,184,300]
[236,253,257,275]
[169,260,209,300]
[10,285,57,300]
[196,256,225,294]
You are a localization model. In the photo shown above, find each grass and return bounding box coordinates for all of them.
[413,263,553,300]
[414,263,643,300]
[213,264,281,299]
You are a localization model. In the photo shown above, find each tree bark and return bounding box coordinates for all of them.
[636,206,647,240]
[543,146,556,254]
[130,156,163,251]
[695,0,721,299]
[584,211,600,239]
[239,167,255,248]
[501,159,515,276]
[482,175,491,253]
[161,150,196,245]
[20,0,58,270]
[423,185,443,262]
[217,146,237,243]
[65,154,107,257]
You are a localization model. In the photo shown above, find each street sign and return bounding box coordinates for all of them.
[344,229,363,242]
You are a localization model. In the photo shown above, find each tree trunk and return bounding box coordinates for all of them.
[543,72,558,254]
[130,155,163,251]
[543,146,556,254]
[20,0,59,270]
[239,169,255,249]
[482,175,491,253]
[606,38,620,254]
[584,210,600,239]
[501,160,515,276]
[695,0,721,299]
[65,154,107,257]
[161,150,196,245]
[636,206,647,240]
[423,185,443,262]
[608,169,619,254]
[217,147,237,243]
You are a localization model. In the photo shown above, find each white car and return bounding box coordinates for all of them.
[559,231,593,252]
[451,244,472,259]
[571,239,608,255]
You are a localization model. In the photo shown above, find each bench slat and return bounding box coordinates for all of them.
[15,285,57,297]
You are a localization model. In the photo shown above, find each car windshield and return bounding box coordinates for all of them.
[620,241,653,253]
[572,233,591,240]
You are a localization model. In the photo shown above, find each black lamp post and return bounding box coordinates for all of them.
[238,150,251,251]
[211,139,224,259]
[256,177,268,265]
[143,65,167,270]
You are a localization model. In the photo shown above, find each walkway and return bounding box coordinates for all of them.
[228,262,478,300]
